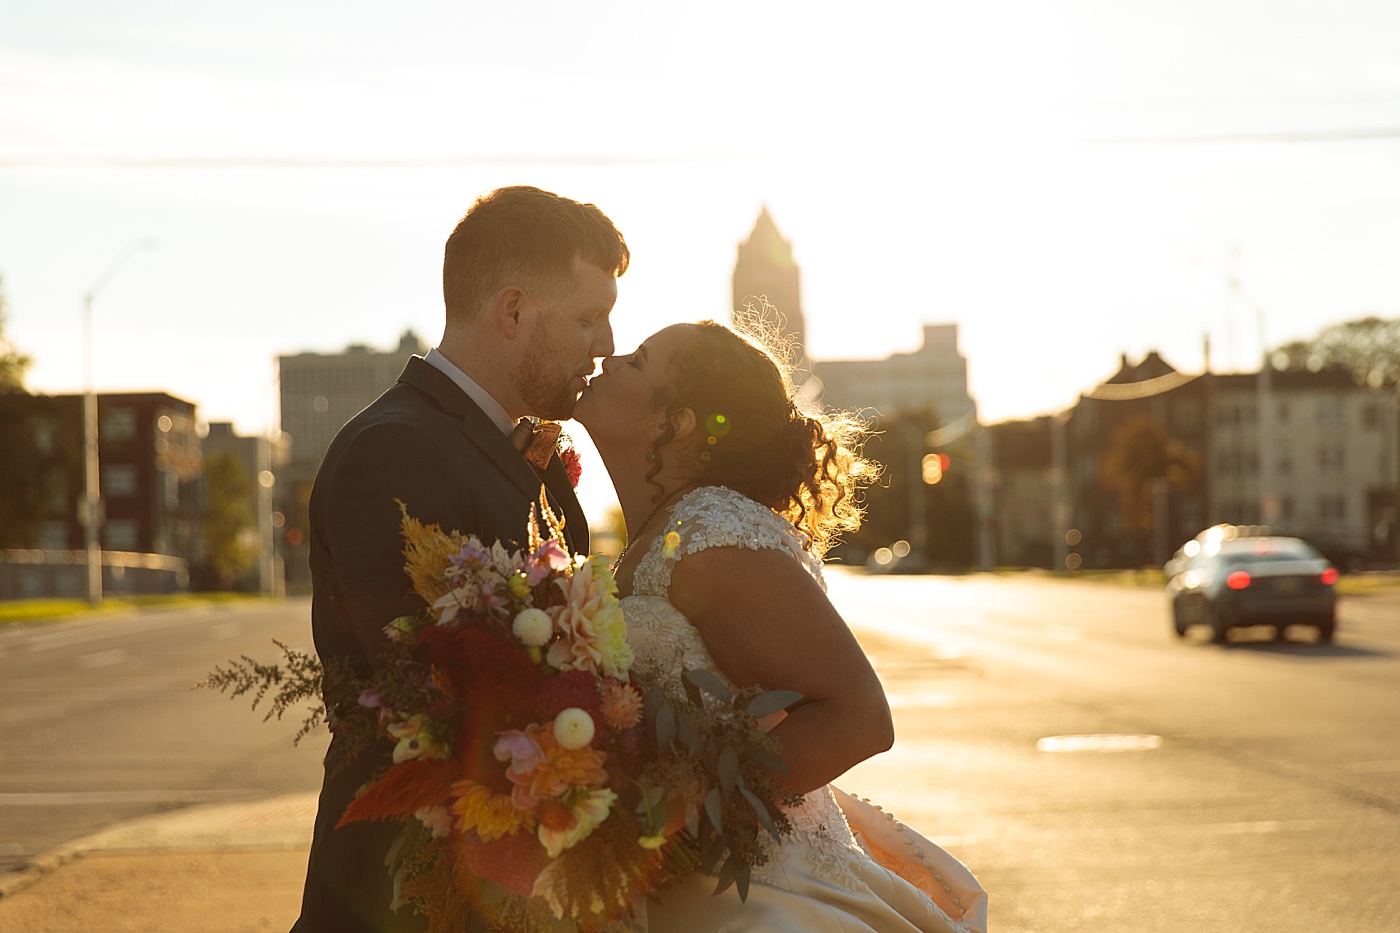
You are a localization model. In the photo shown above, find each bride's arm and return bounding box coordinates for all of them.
[667,546,894,796]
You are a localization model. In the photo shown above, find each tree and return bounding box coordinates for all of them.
[1273,316,1400,387]
[1099,416,1199,542]
[0,276,31,393]
[202,452,257,589]
[0,276,42,546]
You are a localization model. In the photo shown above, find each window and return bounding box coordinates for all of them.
[1320,496,1347,524]
[102,464,139,497]
[38,521,69,549]
[104,519,140,550]
[43,471,69,510]
[102,408,138,441]
[34,416,58,455]
[1318,398,1343,426]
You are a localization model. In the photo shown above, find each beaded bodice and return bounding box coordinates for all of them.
[619,486,869,891]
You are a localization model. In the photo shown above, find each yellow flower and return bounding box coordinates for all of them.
[638,834,667,850]
[546,567,633,678]
[507,570,531,599]
[451,780,533,841]
[386,715,446,763]
[537,787,617,858]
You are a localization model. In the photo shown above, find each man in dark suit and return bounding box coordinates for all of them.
[292,186,629,933]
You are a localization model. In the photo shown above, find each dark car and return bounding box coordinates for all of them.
[1165,529,1338,643]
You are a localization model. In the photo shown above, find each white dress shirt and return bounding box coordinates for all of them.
[423,348,514,435]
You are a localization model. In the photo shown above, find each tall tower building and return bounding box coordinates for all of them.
[732,208,806,368]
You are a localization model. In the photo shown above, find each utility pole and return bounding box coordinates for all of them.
[1227,262,1276,528]
[81,239,156,604]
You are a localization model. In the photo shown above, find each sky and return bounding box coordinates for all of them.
[4,0,1400,514]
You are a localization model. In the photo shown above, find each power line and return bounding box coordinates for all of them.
[1082,126,1400,146]
[0,153,746,169]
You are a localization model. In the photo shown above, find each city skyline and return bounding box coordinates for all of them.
[4,0,1400,443]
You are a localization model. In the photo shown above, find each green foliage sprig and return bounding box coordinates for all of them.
[640,670,804,902]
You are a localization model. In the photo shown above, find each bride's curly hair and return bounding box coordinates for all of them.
[647,315,878,556]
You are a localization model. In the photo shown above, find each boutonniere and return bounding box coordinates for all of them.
[559,441,582,488]
[518,420,583,488]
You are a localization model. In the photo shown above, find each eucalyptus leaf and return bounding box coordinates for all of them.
[676,707,701,754]
[718,745,739,796]
[743,689,804,719]
[712,854,737,896]
[735,860,752,902]
[740,784,780,840]
[749,749,790,774]
[643,684,665,724]
[703,787,723,835]
[683,668,733,705]
[682,671,703,708]
[656,703,676,751]
[702,829,727,873]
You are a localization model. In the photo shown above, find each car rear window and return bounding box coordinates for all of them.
[1219,539,1320,562]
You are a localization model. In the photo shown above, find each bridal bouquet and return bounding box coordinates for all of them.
[203,493,801,932]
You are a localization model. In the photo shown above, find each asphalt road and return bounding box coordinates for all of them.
[3,577,1398,931]
[0,601,326,876]
[830,570,1400,932]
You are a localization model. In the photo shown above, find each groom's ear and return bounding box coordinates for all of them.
[495,286,527,337]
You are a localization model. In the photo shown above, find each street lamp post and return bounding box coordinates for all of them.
[82,239,156,604]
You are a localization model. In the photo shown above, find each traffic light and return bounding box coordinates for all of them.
[921,453,950,484]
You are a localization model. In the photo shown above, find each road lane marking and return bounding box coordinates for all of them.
[212,621,242,640]
[77,648,128,669]
[1210,819,1321,834]
[1347,760,1400,773]
[1046,624,1084,641]
[1036,734,1164,752]
[0,790,260,806]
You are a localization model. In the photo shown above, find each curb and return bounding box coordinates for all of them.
[0,792,318,900]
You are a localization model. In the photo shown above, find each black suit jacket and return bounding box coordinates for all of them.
[292,356,588,933]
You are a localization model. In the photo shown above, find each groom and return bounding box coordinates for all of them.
[292,186,629,933]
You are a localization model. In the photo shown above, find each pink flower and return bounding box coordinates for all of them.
[526,540,572,585]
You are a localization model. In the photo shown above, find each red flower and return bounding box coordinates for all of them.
[560,446,582,488]
[336,758,461,827]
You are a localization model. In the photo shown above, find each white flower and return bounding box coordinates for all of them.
[552,708,596,750]
[512,607,553,647]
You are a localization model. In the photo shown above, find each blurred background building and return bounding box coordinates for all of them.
[276,329,428,590]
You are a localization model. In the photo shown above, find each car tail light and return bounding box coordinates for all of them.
[1320,568,1339,586]
[1226,570,1251,590]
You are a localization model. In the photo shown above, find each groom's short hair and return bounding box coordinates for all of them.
[443,186,629,322]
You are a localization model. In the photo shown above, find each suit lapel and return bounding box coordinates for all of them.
[536,453,590,556]
[397,357,589,555]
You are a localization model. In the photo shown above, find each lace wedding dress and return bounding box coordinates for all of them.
[620,486,988,933]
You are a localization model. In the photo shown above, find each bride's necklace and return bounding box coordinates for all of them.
[613,485,694,569]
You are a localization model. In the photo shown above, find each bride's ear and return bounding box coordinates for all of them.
[660,407,698,444]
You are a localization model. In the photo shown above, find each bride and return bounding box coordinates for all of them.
[573,320,987,933]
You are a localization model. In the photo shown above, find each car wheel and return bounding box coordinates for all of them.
[1273,623,1288,642]
[1171,602,1188,638]
[1316,613,1336,644]
[1210,604,1231,644]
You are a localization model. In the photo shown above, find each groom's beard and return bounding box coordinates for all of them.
[518,341,579,421]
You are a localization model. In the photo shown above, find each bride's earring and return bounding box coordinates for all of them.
[644,448,655,463]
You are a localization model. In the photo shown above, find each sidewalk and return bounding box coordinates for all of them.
[0,794,317,933]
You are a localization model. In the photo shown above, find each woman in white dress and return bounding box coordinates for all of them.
[573,320,986,933]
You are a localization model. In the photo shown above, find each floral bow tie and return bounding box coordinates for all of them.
[509,419,563,469]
